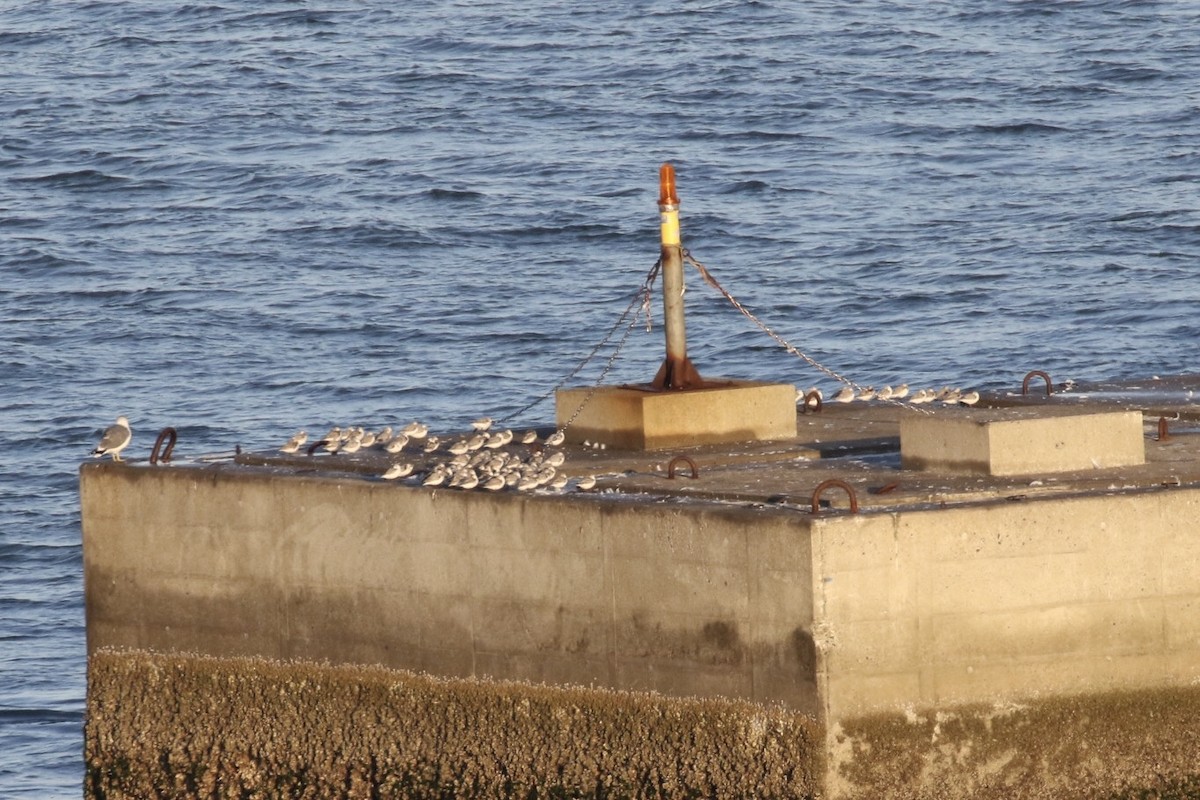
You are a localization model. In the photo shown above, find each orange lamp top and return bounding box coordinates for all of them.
[659,163,678,206]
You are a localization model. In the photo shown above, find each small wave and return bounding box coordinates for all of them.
[427,187,484,201]
[972,121,1071,135]
[10,169,128,190]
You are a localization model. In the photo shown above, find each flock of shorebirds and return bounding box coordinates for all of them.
[278,417,598,493]
[797,383,980,410]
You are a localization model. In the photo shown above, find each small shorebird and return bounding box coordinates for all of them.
[422,465,448,487]
[545,430,565,447]
[857,386,877,402]
[384,434,409,454]
[279,430,307,454]
[92,416,132,462]
[576,475,597,491]
[908,388,934,404]
[544,450,566,468]
[959,390,981,406]
[381,462,413,480]
[892,383,910,400]
[876,386,894,401]
[520,430,538,444]
[401,421,428,439]
[471,416,494,432]
[482,474,506,491]
[833,386,856,403]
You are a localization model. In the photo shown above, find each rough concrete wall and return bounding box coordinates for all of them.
[827,685,1200,800]
[85,649,823,800]
[80,463,818,713]
[809,490,1200,722]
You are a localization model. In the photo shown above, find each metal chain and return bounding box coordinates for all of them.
[499,259,660,426]
[682,250,929,413]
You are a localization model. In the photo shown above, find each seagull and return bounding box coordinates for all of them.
[833,386,856,403]
[381,462,414,480]
[92,416,132,461]
[471,416,494,432]
[545,430,565,447]
[576,475,597,491]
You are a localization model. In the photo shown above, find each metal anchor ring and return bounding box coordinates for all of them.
[666,455,699,479]
[1021,370,1053,396]
[811,478,859,514]
[803,389,823,414]
[150,427,177,465]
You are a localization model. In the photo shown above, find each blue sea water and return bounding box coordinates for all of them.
[2,1,1199,795]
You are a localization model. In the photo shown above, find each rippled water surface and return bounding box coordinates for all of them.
[3,1,1199,795]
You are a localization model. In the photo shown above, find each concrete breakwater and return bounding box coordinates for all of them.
[81,388,1200,797]
[85,650,821,799]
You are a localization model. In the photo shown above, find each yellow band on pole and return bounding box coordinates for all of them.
[660,206,681,247]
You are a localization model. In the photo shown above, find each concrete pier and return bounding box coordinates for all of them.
[81,380,1200,798]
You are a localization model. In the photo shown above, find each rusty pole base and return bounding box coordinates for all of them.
[650,355,704,391]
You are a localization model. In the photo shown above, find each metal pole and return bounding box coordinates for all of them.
[651,163,701,390]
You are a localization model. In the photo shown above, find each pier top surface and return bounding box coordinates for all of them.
[120,376,1200,516]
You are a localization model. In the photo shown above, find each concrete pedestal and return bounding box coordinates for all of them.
[900,407,1146,475]
[555,379,797,450]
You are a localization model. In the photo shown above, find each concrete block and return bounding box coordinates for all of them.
[900,407,1145,475]
[555,379,796,450]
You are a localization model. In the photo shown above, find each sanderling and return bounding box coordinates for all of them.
[384,434,409,454]
[471,416,494,432]
[549,473,569,491]
[576,475,597,491]
[279,430,307,454]
[892,384,910,400]
[482,474,506,491]
[520,430,538,445]
[959,390,980,406]
[452,469,479,490]
[833,386,856,403]
[422,465,448,487]
[423,436,441,453]
[92,416,132,462]
[381,462,414,480]
[544,451,566,468]
[545,430,565,447]
[401,421,429,439]
[857,386,877,402]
